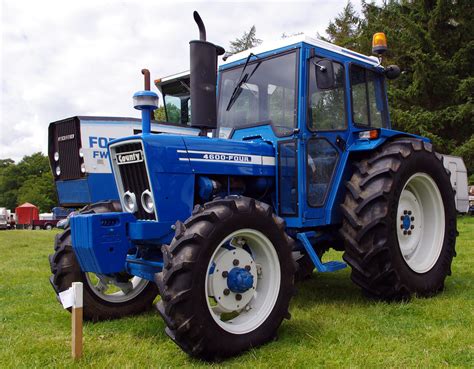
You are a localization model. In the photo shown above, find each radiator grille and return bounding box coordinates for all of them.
[112,142,155,220]
[49,117,83,180]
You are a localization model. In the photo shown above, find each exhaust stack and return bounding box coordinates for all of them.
[189,11,224,131]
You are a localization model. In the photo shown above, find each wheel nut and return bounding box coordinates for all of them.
[400,224,404,229]
[223,288,230,296]
[408,211,412,215]
[403,230,408,235]
[245,265,251,271]
[222,271,228,278]
[410,225,414,230]
[233,259,239,266]
[408,230,412,235]
[235,294,242,301]
[404,210,408,215]
[411,216,415,221]
[400,216,404,220]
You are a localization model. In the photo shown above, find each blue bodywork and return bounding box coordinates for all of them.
[70,40,429,280]
[56,174,118,205]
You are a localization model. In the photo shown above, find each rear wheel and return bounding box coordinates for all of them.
[340,138,457,300]
[49,201,159,321]
[156,197,295,360]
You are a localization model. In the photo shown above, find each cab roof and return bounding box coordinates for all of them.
[222,34,380,68]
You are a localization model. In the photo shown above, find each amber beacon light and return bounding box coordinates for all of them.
[372,32,388,55]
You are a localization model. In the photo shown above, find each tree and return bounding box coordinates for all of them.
[154,106,166,121]
[323,0,474,179]
[154,104,182,123]
[17,172,57,213]
[229,25,262,53]
[323,1,361,49]
[0,152,57,212]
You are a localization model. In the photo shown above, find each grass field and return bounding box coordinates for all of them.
[0,217,473,368]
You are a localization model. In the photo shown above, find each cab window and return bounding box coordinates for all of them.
[218,51,298,137]
[308,59,346,131]
[350,65,388,128]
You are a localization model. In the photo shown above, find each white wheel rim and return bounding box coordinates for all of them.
[205,229,281,335]
[85,273,149,303]
[396,173,445,273]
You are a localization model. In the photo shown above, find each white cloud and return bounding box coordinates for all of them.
[1,0,369,161]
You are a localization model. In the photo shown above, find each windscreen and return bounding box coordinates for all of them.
[161,78,191,125]
[217,51,298,137]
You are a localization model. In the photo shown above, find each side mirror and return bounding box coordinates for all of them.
[313,59,335,90]
[385,65,401,80]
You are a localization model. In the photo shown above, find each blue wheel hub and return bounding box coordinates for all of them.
[400,210,415,235]
[402,214,411,230]
[227,267,254,293]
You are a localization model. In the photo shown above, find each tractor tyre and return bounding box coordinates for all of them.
[48,201,159,321]
[156,196,296,360]
[340,138,457,300]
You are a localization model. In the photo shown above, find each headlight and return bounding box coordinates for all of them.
[54,152,59,161]
[55,166,61,176]
[80,163,86,173]
[123,191,137,213]
[141,190,154,214]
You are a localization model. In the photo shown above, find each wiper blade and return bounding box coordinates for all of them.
[226,74,248,111]
[226,53,259,111]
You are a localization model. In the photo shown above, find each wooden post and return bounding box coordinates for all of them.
[71,282,83,359]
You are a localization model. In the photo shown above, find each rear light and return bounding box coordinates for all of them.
[359,130,379,140]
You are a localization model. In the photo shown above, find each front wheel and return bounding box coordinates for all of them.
[156,197,295,360]
[48,201,159,321]
[340,138,457,300]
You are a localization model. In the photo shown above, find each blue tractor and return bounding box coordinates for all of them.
[49,12,457,359]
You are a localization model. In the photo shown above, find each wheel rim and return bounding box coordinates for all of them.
[396,173,445,273]
[205,229,281,334]
[85,273,149,303]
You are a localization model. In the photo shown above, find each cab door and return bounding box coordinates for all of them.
[303,53,349,221]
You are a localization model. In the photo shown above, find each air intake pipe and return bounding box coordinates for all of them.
[190,11,224,132]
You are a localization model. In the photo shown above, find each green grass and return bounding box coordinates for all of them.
[1,217,473,368]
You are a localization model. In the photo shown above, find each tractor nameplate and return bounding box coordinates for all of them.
[116,150,144,165]
[177,149,275,165]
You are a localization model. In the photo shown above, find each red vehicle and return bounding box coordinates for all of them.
[31,219,59,230]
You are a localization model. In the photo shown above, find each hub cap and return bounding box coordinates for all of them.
[205,229,280,334]
[85,273,149,303]
[396,173,445,273]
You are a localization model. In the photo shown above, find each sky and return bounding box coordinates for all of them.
[0,0,369,161]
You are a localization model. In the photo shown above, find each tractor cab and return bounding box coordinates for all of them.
[155,71,191,126]
[215,35,393,225]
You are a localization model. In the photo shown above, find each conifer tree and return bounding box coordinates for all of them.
[229,25,262,53]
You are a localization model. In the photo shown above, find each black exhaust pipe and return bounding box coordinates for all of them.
[190,11,224,131]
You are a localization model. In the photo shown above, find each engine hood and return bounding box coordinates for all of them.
[119,134,277,177]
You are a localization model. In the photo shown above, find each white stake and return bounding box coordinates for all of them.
[71,282,83,359]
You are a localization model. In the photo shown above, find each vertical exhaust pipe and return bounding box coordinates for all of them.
[189,11,224,132]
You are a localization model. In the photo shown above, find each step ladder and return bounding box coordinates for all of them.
[296,232,347,273]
